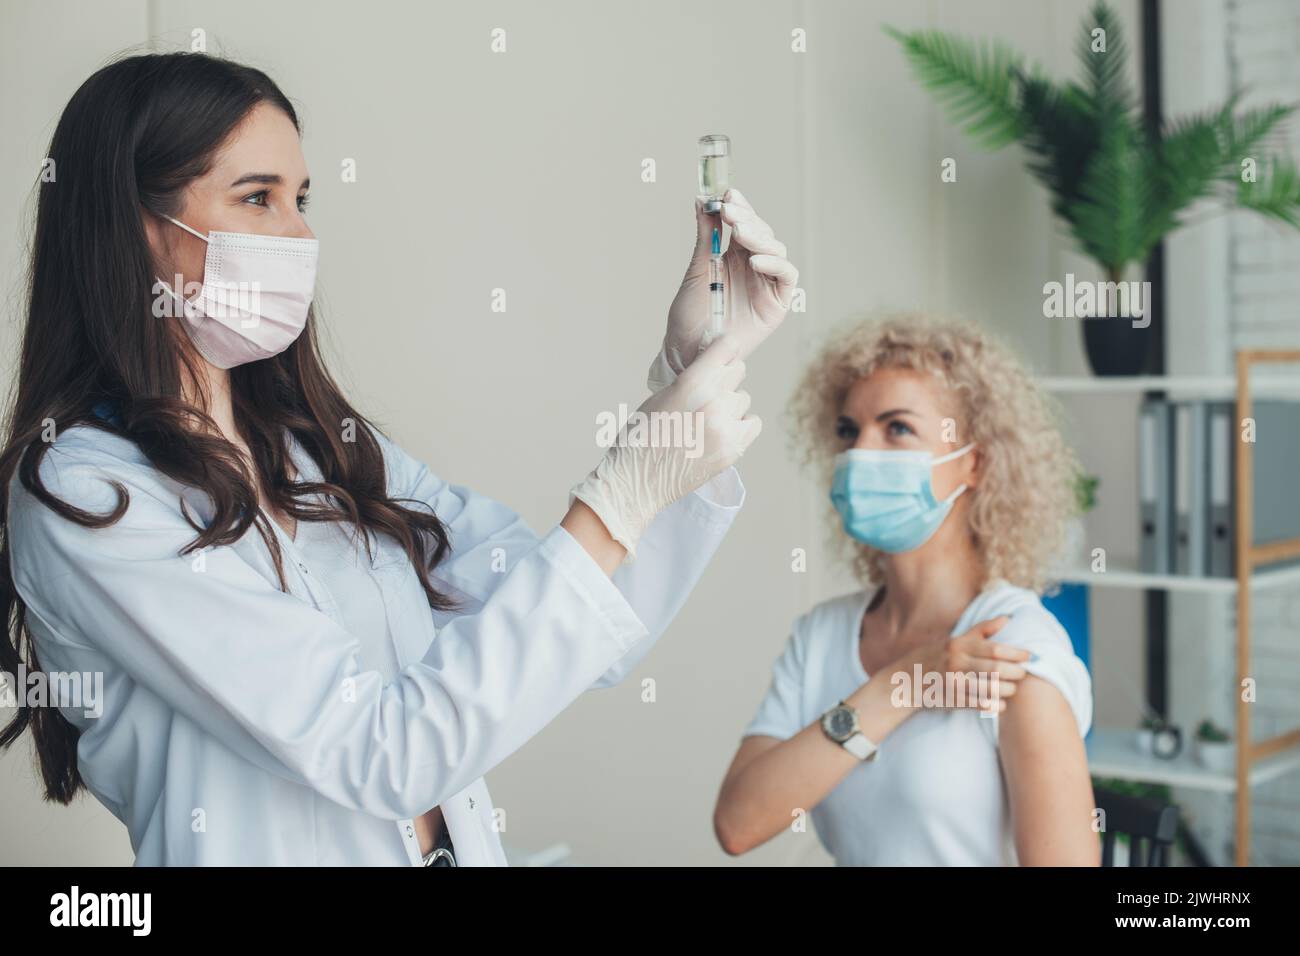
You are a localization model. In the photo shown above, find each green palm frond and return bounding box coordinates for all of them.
[1077,0,1133,117]
[1238,156,1300,228]
[1018,73,1101,220]
[1156,100,1235,187]
[1148,100,1295,234]
[1146,101,1239,241]
[1067,119,1154,274]
[883,25,1025,149]
[1222,100,1294,156]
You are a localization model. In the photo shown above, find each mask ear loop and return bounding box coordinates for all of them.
[934,442,977,504]
[163,214,211,244]
[933,441,976,465]
[941,482,969,505]
[154,215,211,319]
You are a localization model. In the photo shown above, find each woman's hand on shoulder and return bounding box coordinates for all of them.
[884,616,1033,713]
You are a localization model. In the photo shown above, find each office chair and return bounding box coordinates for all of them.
[1095,786,1180,866]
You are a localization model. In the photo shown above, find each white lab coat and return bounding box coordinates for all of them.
[6,421,744,865]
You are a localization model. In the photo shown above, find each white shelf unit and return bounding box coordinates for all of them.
[1042,353,1300,866]
[1087,728,1300,793]
[1054,559,1300,594]
[1038,374,1300,396]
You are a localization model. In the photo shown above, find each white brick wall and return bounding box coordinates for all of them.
[1228,0,1300,343]
[1225,0,1300,865]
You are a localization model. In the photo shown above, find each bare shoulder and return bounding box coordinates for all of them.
[1000,673,1083,752]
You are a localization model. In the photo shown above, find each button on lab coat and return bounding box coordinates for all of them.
[6,422,744,865]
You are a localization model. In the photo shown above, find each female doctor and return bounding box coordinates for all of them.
[0,52,797,866]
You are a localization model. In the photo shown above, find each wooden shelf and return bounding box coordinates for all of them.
[1088,727,1300,793]
[1053,351,1300,865]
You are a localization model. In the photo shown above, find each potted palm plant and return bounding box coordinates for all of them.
[888,1,1300,375]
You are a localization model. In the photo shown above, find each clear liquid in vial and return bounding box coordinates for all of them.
[697,134,731,204]
[698,153,729,201]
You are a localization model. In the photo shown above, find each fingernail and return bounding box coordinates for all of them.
[1027,653,1039,663]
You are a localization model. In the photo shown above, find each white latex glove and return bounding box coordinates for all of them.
[572,335,760,561]
[647,187,799,392]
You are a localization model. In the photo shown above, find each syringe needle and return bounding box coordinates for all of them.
[705,226,725,348]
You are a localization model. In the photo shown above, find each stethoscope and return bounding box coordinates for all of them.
[422,846,456,867]
[422,825,457,867]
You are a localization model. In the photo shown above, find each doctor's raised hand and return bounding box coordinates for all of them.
[648,188,799,391]
[571,335,758,562]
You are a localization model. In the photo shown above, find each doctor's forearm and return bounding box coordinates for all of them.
[560,498,627,576]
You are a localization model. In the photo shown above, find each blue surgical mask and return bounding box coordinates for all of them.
[830,442,976,553]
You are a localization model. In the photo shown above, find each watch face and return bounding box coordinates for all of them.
[827,708,855,740]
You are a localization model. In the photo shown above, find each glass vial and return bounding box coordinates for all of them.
[697,134,730,213]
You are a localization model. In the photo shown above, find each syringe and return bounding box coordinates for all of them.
[703,225,725,349]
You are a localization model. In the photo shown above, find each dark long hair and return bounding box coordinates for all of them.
[0,52,457,804]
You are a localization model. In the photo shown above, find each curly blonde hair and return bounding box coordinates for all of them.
[788,312,1082,594]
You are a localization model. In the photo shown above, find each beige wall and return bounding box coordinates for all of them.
[0,0,1143,866]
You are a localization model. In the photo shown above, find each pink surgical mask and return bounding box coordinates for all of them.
[154,215,319,369]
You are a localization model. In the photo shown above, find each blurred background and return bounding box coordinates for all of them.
[2,0,1298,866]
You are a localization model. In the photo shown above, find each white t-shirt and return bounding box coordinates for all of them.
[742,582,1093,866]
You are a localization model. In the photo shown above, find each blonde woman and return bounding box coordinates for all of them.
[714,315,1098,866]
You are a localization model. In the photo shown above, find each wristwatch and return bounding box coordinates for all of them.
[820,700,879,761]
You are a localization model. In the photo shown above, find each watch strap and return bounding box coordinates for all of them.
[842,731,878,761]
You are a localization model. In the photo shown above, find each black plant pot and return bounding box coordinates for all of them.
[1081,315,1151,376]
